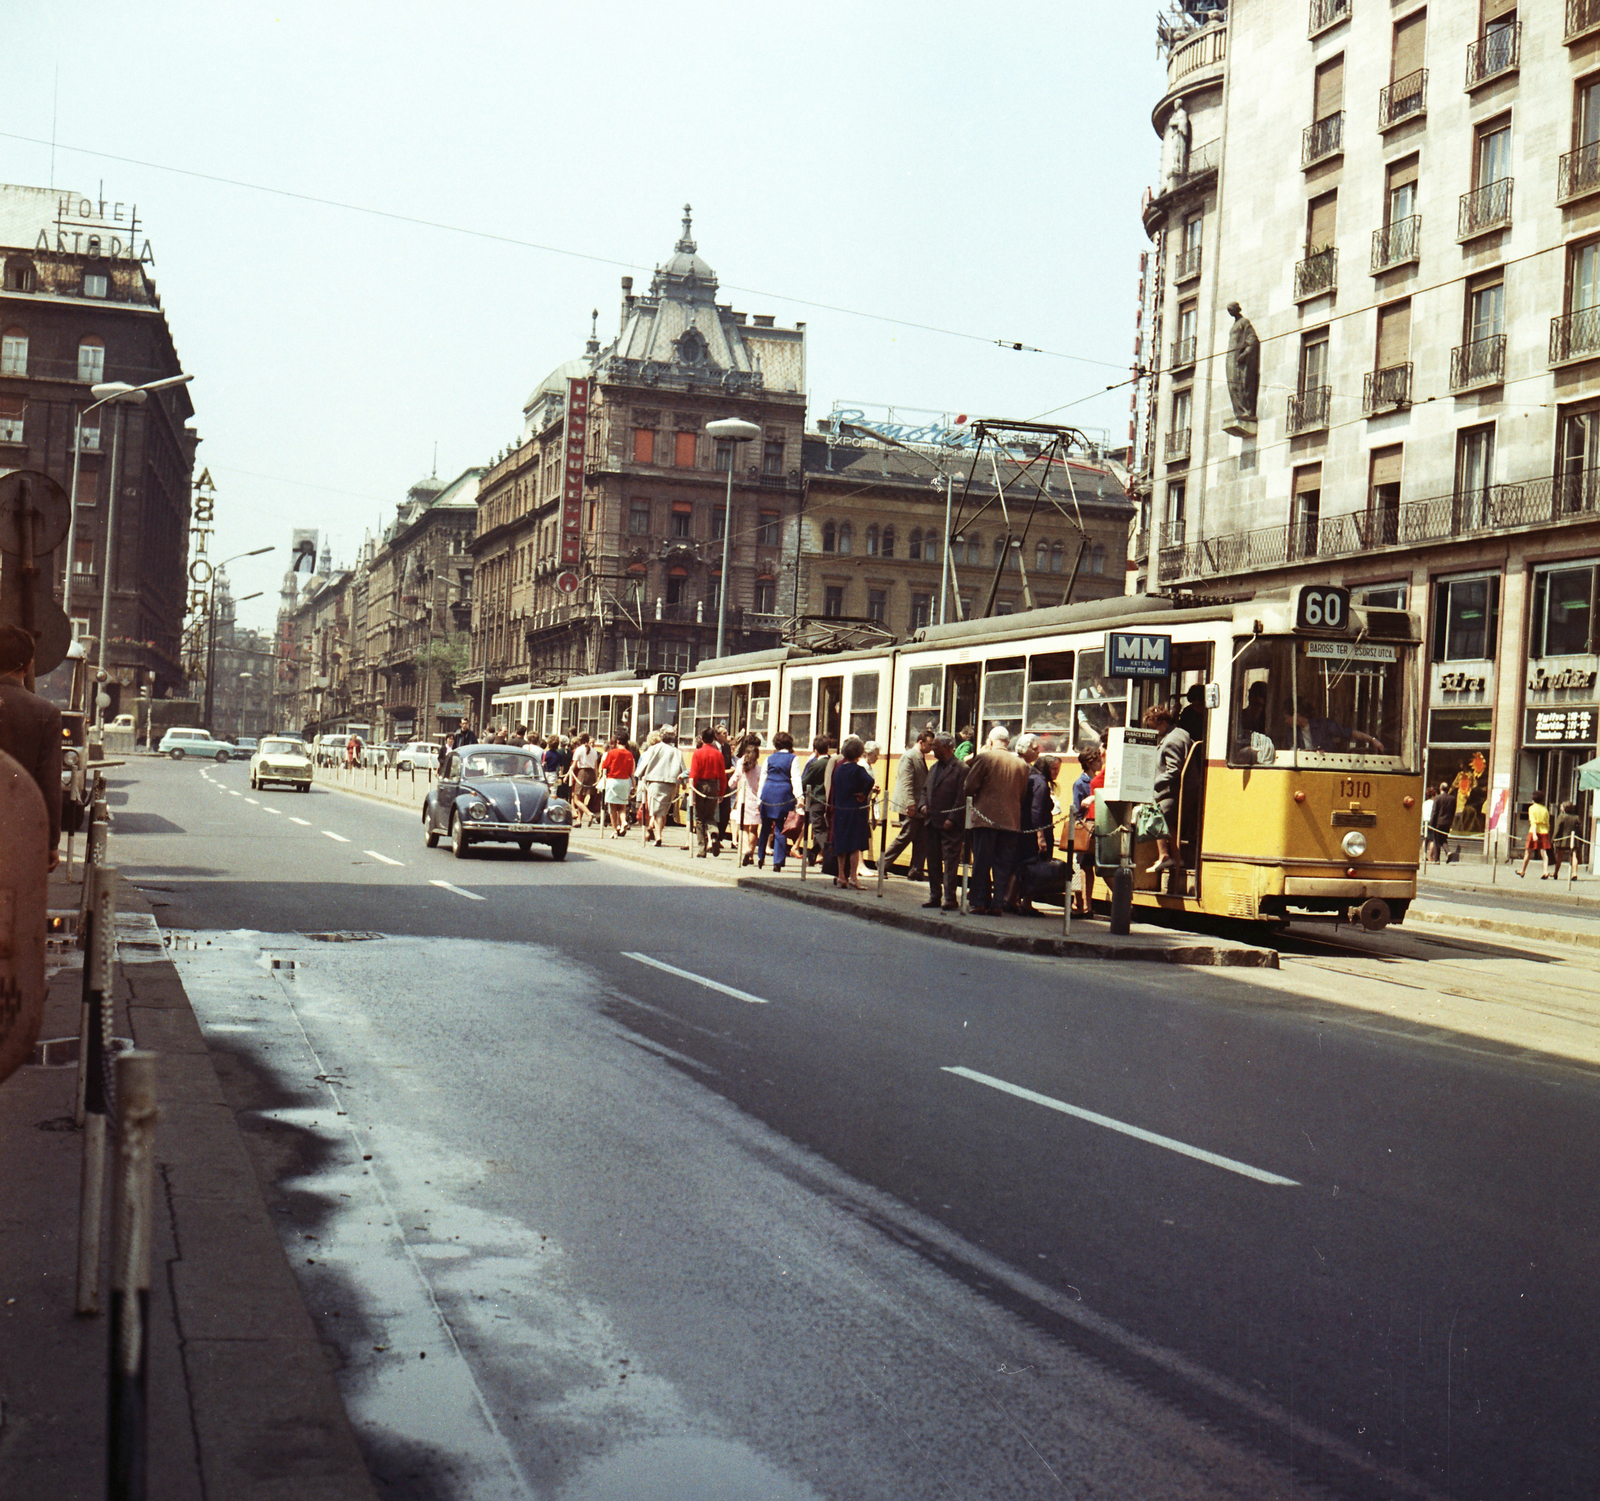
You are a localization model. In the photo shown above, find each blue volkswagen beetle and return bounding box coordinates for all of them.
[423,747,573,859]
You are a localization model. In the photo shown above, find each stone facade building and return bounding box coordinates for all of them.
[1136,0,1600,851]
[0,183,197,704]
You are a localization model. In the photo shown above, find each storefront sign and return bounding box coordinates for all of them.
[1438,669,1486,693]
[1525,707,1598,745]
[562,378,589,567]
[1104,632,1171,678]
[1527,665,1597,692]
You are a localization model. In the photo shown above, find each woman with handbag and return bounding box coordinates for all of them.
[756,730,802,871]
[730,733,764,866]
[1071,744,1103,917]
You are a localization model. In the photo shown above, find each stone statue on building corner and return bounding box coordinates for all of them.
[1160,100,1190,194]
[1223,301,1260,436]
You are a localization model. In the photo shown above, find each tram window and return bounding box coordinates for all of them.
[711,686,732,727]
[905,667,942,744]
[1023,651,1075,749]
[678,691,697,742]
[1073,651,1129,749]
[849,671,880,741]
[788,676,814,744]
[980,659,1025,740]
[750,680,772,739]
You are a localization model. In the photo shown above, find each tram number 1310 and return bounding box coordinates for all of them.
[1296,586,1350,630]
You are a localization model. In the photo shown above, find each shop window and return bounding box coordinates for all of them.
[628,500,651,536]
[1532,564,1597,657]
[1432,574,1499,661]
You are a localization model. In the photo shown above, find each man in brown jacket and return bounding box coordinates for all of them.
[960,724,1029,915]
[0,624,61,870]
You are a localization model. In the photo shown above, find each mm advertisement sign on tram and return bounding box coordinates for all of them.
[1104,632,1172,679]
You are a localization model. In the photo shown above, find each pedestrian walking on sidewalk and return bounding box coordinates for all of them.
[1426,781,1456,863]
[543,734,571,800]
[601,735,636,838]
[570,734,601,825]
[883,727,935,881]
[922,732,967,910]
[756,730,802,870]
[1007,740,1057,915]
[1517,791,1554,878]
[802,736,835,867]
[828,735,875,889]
[730,734,763,865]
[1552,801,1583,877]
[0,624,61,871]
[637,728,685,846]
[961,725,1029,915]
[689,728,729,857]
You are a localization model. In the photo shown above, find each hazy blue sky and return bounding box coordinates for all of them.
[6,2,1167,631]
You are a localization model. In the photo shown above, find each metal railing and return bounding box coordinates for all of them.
[1309,0,1350,36]
[1551,306,1600,365]
[1159,518,1187,549]
[1164,428,1191,462]
[1371,214,1420,272]
[1155,468,1600,585]
[1287,385,1332,433]
[1171,335,1197,368]
[1172,138,1220,190]
[1302,112,1345,167]
[1450,333,1506,389]
[1458,177,1513,239]
[1559,141,1600,204]
[1175,245,1202,281]
[1363,362,1412,412]
[1568,0,1600,42]
[1295,246,1338,300]
[1378,69,1427,129]
[1466,22,1520,86]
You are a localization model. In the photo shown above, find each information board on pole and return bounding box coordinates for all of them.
[1101,726,1159,803]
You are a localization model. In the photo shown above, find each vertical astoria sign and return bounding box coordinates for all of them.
[562,379,588,567]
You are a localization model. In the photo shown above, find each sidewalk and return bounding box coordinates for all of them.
[1411,859,1600,950]
[0,876,376,1501]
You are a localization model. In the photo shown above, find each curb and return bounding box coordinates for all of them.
[1408,907,1600,951]
[736,877,1281,967]
[314,774,428,814]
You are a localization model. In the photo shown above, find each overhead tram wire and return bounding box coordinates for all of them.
[2,131,1127,373]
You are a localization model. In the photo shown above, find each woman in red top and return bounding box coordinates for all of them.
[600,735,636,838]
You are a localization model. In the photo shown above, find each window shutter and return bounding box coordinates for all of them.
[1376,301,1412,367]
[1387,155,1419,191]
[1308,193,1338,252]
[1294,464,1323,496]
[1392,12,1426,79]
[1314,55,1344,117]
[1369,446,1404,488]
[1482,0,1516,22]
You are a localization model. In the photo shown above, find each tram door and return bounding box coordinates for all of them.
[817,676,844,744]
[945,664,980,740]
[1129,642,1214,898]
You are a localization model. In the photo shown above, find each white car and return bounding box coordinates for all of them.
[158,727,237,762]
[393,740,442,772]
[250,736,313,792]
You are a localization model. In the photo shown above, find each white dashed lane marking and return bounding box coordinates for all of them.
[364,850,403,866]
[289,817,311,826]
[428,880,485,901]
[321,830,351,843]
[622,953,770,1005]
[244,797,259,805]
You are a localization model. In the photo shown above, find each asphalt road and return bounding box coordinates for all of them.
[106,757,1599,1500]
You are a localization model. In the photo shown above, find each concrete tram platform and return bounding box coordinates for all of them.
[0,877,377,1501]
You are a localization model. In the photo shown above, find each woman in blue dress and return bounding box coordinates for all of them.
[827,735,876,889]
[757,730,801,870]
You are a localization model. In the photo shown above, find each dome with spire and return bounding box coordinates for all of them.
[653,203,717,296]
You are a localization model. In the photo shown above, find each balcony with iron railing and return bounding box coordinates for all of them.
[1363,362,1413,412]
[1155,467,1600,585]
[1165,428,1192,463]
[1174,244,1202,281]
[1287,385,1332,434]
[1303,112,1345,168]
[1171,335,1197,369]
[1459,177,1513,239]
[1171,138,1220,193]
[1159,518,1187,551]
[1568,0,1600,44]
[1309,0,1350,37]
[1551,306,1600,365]
[1378,69,1427,130]
[1371,214,1420,273]
[1295,245,1338,301]
[1450,332,1506,390]
[1466,23,1520,87]
[1559,141,1600,204]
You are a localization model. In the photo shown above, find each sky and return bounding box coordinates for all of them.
[5,2,1168,633]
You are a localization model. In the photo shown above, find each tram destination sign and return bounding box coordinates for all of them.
[1104,632,1172,679]
[1303,640,1398,663]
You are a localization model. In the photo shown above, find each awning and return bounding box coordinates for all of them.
[1578,756,1600,792]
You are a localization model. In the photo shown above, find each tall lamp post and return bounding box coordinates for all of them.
[204,555,272,730]
[705,418,762,660]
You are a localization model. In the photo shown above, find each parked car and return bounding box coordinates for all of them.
[157,727,238,762]
[231,736,259,760]
[393,740,442,772]
[250,736,313,792]
[423,746,572,859]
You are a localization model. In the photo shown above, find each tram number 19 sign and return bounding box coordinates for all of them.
[1104,632,1172,679]
[1296,585,1350,630]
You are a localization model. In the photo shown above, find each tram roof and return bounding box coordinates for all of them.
[684,645,814,677]
[561,670,647,691]
[908,593,1213,650]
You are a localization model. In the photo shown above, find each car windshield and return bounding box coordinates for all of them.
[261,739,307,756]
[1230,635,1416,771]
[462,751,538,778]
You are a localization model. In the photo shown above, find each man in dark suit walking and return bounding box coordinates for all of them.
[0,625,62,871]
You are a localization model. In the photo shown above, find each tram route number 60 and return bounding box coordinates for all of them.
[1296,585,1350,631]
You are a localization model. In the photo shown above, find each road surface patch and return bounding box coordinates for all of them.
[941,1066,1299,1187]
[622,952,770,1005]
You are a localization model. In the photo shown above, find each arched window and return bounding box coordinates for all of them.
[1035,540,1049,573]
[925,533,940,565]
[866,523,879,556]
[1090,543,1107,575]
[909,529,922,560]
[823,520,836,553]
[0,327,27,377]
[881,525,895,558]
[1051,541,1064,573]
[838,522,853,555]
[77,336,104,384]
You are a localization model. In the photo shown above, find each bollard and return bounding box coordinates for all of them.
[876,808,887,899]
[960,797,972,915]
[1108,804,1134,936]
[76,862,117,1314]
[108,1050,158,1501]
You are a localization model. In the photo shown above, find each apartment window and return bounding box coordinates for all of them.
[1291,330,1331,431]
[715,439,734,473]
[673,430,697,467]
[665,567,687,605]
[1051,540,1064,573]
[1433,573,1500,660]
[837,522,853,555]
[867,589,887,623]
[1477,116,1512,186]
[1564,74,1600,201]
[77,337,104,383]
[1173,300,1198,366]
[1469,1,1520,86]
[1368,299,1413,410]
[1369,445,1403,544]
[1387,155,1418,228]
[1035,540,1050,573]
[823,521,836,553]
[925,533,940,565]
[1374,155,1421,272]
[1163,481,1186,545]
[0,397,22,444]
[1168,387,1192,460]
[1298,191,1339,298]
[83,272,108,298]
[1089,544,1107,576]
[909,529,923,560]
[1462,115,1513,237]
[1381,11,1428,128]
[72,535,95,575]
[1455,424,1496,526]
[824,585,844,618]
[866,523,880,557]
[1532,564,1597,657]
[910,593,932,630]
[1291,466,1322,558]
[757,510,779,546]
[671,502,693,538]
[1557,403,1600,514]
[711,507,725,541]
[881,525,895,559]
[1177,214,1202,279]
[628,500,651,536]
[754,577,776,614]
[1,328,26,375]
[74,467,98,507]
[993,537,1007,569]
[1453,272,1506,389]
[762,440,783,476]
[1306,54,1345,163]
[2,258,34,292]
[1553,237,1600,363]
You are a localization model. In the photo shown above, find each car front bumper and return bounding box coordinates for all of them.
[461,820,567,838]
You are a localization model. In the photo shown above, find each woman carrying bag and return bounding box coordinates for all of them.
[756,730,802,871]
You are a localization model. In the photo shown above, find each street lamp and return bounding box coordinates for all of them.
[705,418,762,660]
[205,558,272,731]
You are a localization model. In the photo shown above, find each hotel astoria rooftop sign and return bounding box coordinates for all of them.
[35,187,155,264]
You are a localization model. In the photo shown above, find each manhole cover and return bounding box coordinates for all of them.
[303,932,385,943]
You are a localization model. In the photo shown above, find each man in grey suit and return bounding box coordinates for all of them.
[0,624,62,870]
[882,726,934,880]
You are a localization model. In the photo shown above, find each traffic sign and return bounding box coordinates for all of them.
[0,471,71,558]
[556,571,580,595]
[0,574,72,675]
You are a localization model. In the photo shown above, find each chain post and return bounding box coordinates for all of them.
[76,862,117,1315]
[108,1050,158,1501]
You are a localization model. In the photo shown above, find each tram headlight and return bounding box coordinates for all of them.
[1341,830,1368,859]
